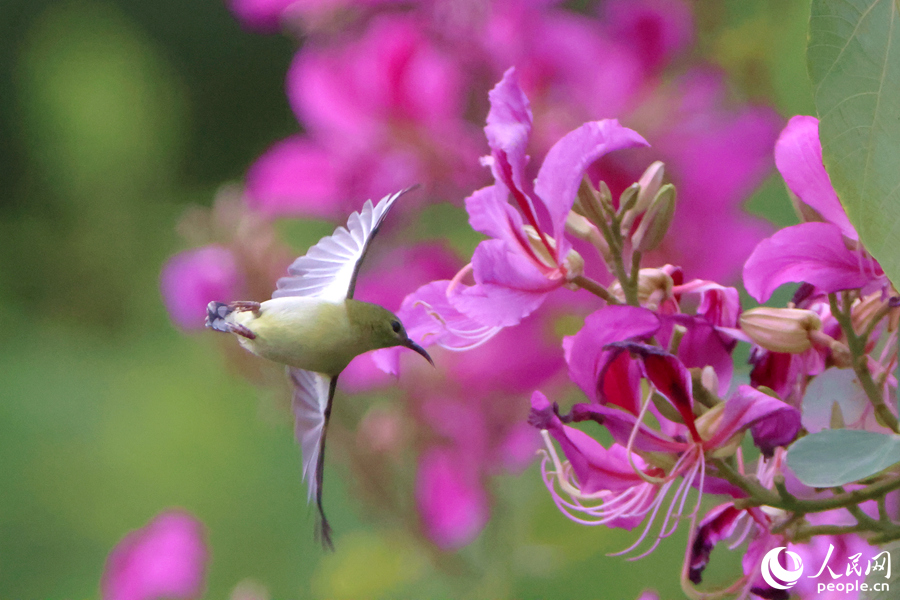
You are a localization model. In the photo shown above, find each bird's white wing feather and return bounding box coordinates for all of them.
[273,188,409,302]
[288,367,332,503]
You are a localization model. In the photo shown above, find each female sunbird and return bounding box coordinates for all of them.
[205,188,433,549]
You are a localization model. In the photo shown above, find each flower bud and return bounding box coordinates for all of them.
[566,211,610,259]
[851,292,887,334]
[635,161,665,214]
[575,177,613,227]
[618,183,640,215]
[610,268,674,309]
[621,161,665,232]
[632,184,676,253]
[739,307,823,353]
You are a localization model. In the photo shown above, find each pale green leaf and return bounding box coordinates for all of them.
[808,0,900,287]
[786,429,900,487]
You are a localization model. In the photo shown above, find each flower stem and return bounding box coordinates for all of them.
[571,275,620,304]
[828,293,900,433]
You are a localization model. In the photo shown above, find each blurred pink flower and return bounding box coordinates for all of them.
[161,245,243,330]
[416,447,490,550]
[245,137,343,219]
[228,0,303,31]
[246,14,482,218]
[228,0,408,33]
[101,511,208,600]
[603,0,693,72]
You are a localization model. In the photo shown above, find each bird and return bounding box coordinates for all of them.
[204,188,433,549]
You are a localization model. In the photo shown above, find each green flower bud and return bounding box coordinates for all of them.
[632,184,676,253]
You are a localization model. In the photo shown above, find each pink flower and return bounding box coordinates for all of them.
[603,0,693,72]
[453,68,648,327]
[744,116,883,303]
[228,0,406,33]
[101,511,208,600]
[246,14,482,218]
[244,137,343,219]
[530,391,661,532]
[531,339,800,556]
[482,6,779,281]
[161,245,243,330]
[416,447,490,550]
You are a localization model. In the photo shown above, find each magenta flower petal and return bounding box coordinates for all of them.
[677,279,741,329]
[451,282,548,329]
[485,67,533,193]
[568,402,684,453]
[662,314,735,396]
[160,245,243,331]
[534,118,649,246]
[416,447,489,550]
[101,511,208,600]
[465,184,528,243]
[529,392,651,493]
[596,350,645,415]
[245,137,342,218]
[688,503,743,584]
[706,385,801,455]
[471,239,559,293]
[450,240,554,327]
[743,222,878,302]
[611,343,697,437]
[775,115,857,239]
[564,305,661,410]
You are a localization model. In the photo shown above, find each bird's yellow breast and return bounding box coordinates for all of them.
[232,297,371,375]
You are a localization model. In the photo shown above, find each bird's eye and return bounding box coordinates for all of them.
[391,320,402,334]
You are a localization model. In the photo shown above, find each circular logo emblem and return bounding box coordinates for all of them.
[760,546,804,590]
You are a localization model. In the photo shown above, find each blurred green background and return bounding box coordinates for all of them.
[0,1,811,598]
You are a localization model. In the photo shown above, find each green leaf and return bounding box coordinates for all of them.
[786,429,900,487]
[808,0,900,287]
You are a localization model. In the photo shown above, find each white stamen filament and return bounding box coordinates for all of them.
[625,387,671,485]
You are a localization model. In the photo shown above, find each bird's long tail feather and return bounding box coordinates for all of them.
[206,301,233,332]
[315,378,337,552]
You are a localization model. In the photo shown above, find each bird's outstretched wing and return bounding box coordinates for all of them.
[288,367,338,551]
[273,188,412,302]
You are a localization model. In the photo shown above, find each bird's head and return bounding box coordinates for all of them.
[350,301,434,366]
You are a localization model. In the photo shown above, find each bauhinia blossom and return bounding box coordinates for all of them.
[743,116,884,303]
[531,343,800,561]
[450,67,648,328]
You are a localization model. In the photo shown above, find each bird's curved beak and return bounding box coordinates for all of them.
[405,339,435,367]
